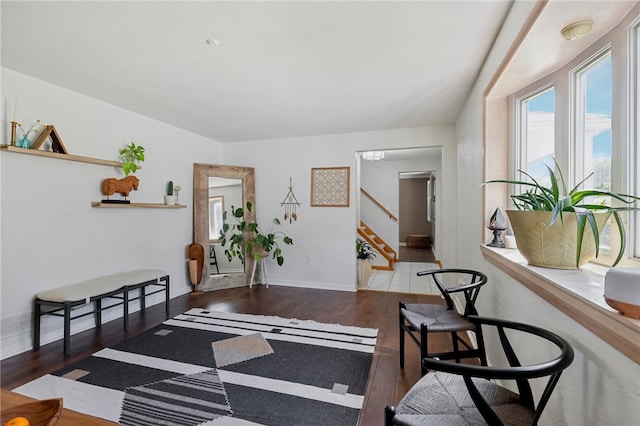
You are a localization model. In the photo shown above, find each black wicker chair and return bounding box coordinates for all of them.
[386,315,575,425]
[400,269,488,376]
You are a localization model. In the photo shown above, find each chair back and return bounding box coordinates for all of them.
[422,315,575,425]
[416,269,487,316]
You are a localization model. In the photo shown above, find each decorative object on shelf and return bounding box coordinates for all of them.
[30,124,68,153]
[356,238,377,289]
[10,119,47,149]
[174,185,182,205]
[280,177,301,223]
[486,207,507,248]
[188,243,205,295]
[484,158,640,268]
[220,201,293,267]
[118,142,145,175]
[101,176,139,204]
[9,121,17,146]
[164,180,175,205]
[311,166,350,207]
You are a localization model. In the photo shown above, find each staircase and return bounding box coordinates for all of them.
[357,221,397,271]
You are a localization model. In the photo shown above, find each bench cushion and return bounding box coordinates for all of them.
[36,269,166,303]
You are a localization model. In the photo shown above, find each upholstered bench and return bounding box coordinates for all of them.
[33,269,169,355]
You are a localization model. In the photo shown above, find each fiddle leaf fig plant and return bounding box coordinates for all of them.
[119,142,145,175]
[484,158,640,266]
[220,201,293,266]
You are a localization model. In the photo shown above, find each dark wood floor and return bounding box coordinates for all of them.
[0,285,452,426]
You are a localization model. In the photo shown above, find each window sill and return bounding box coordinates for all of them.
[481,245,640,363]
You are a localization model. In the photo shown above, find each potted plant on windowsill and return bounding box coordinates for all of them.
[357,238,377,289]
[484,159,640,269]
[220,201,293,266]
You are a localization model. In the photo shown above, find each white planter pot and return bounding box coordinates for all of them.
[164,195,176,205]
[507,210,610,269]
[357,259,373,289]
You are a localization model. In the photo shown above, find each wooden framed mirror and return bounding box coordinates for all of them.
[193,163,255,291]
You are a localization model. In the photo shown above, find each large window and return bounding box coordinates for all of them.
[511,33,638,266]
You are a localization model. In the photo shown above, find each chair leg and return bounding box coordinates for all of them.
[384,405,397,426]
[399,302,405,368]
[420,323,429,376]
[451,331,461,363]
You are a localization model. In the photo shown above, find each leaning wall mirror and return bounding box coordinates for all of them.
[193,163,255,291]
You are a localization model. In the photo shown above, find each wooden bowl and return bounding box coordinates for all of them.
[1,399,62,426]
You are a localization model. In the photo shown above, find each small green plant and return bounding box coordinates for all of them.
[119,142,145,175]
[220,201,293,266]
[484,158,640,266]
[356,238,377,261]
[167,180,174,196]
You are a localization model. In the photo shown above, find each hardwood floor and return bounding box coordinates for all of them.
[0,285,453,426]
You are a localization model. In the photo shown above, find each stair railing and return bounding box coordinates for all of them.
[360,188,398,222]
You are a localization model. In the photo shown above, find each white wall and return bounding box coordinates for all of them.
[455,2,640,424]
[223,126,455,291]
[1,68,223,358]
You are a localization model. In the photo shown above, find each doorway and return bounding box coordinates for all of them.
[357,147,442,294]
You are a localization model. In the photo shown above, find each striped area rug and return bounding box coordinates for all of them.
[13,309,378,426]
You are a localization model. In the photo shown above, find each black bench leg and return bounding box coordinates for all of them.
[64,302,72,356]
[33,299,41,349]
[95,299,102,328]
[123,288,129,331]
[164,275,170,314]
[140,286,146,311]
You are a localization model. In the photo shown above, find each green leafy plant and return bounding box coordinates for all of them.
[119,142,145,175]
[484,159,640,266]
[220,201,293,266]
[356,238,377,261]
[167,180,174,196]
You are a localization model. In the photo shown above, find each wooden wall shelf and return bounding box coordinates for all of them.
[91,202,187,209]
[1,144,123,168]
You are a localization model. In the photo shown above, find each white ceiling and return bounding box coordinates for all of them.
[1,1,512,143]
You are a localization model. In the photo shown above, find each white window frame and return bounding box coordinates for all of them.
[630,16,640,259]
[510,29,638,266]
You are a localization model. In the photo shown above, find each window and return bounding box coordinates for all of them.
[517,86,555,185]
[511,35,638,266]
[572,49,615,258]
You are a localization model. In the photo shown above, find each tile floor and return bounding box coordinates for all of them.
[366,262,442,294]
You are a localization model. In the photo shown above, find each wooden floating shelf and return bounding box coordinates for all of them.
[91,202,187,209]
[1,144,125,168]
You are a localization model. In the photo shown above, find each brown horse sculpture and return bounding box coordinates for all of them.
[102,176,139,197]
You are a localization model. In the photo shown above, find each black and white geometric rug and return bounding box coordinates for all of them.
[13,309,378,425]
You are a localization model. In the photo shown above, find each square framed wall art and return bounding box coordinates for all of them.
[310,166,350,207]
